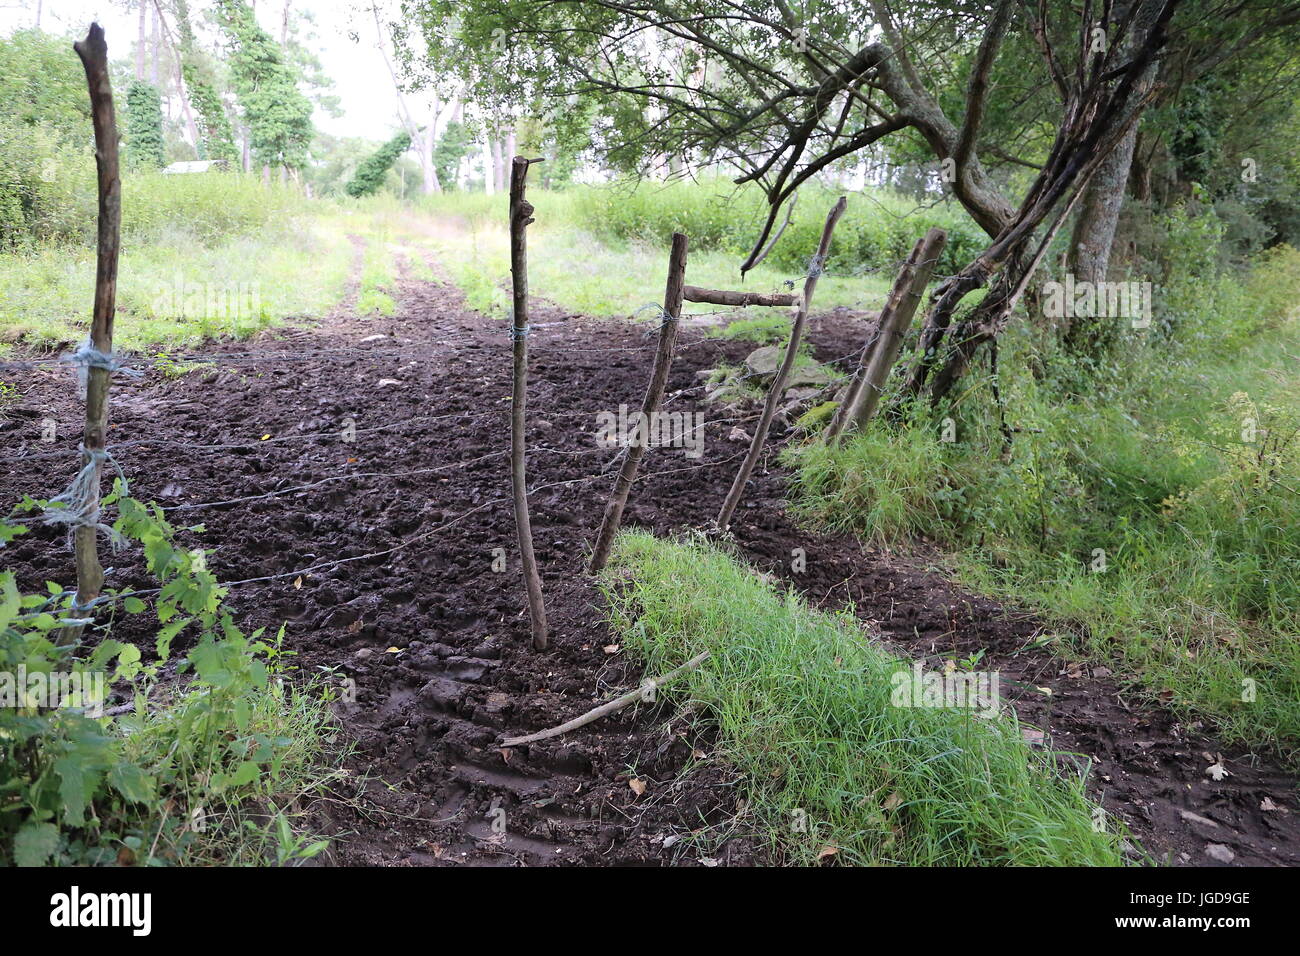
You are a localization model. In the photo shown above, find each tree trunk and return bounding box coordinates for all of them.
[1060,124,1140,354]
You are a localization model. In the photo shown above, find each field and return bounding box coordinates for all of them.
[4,174,1299,866]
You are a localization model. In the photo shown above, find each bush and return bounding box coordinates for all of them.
[567,179,987,278]
[1,488,339,865]
[792,245,1300,756]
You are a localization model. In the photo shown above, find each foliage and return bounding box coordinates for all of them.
[125,81,167,171]
[603,531,1128,865]
[792,244,1300,757]
[432,120,471,189]
[214,0,314,171]
[345,132,412,198]
[0,489,339,866]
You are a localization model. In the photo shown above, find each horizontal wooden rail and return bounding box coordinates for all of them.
[682,285,797,308]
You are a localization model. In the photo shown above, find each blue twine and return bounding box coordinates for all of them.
[33,446,128,552]
[806,254,826,278]
[633,303,677,327]
[61,337,141,398]
[510,324,530,340]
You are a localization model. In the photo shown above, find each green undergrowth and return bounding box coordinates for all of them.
[601,531,1129,866]
[791,242,1300,761]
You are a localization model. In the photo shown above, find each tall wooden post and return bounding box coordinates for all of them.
[827,228,947,441]
[509,156,548,651]
[589,233,689,574]
[70,23,121,621]
[716,197,846,531]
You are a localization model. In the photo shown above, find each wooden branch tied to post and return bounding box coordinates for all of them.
[588,232,689,574]
[509,156,548,651]
[682,286,797,308]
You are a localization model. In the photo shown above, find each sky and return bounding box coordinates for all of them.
[0,0,404,141]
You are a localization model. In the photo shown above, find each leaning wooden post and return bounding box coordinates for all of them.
[67,23,121,628]
[827,227,946,442]
[509,156,548,651]
[716,197,846,531]
[589,232,689,574]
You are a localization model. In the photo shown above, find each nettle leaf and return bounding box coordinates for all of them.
[113,644,143,683]
[13,822,60,867]
[0,571,18,630]
[53,755,92,825]
[88,639,124,671]
[156,616,192,661]
[108,763,156,804]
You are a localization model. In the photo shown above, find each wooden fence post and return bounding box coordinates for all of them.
[588,232,689,574]
[826,228,946,442]
[67,24,121,630]
[716,197,846,531]
[509,155,548,651]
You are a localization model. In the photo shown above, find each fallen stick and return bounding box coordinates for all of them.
[682,285,797,308]
[500,650,710,748]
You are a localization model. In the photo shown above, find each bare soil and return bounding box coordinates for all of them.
[3,258,1297,867]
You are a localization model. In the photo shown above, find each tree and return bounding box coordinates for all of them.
[214,0,315,175]
[345,131,412,196]
[125,80,167,169]
[399,0,1300,407]
[173,0,239,164]
[432,118,471,188]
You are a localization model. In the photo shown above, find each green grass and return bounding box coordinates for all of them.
[414,186,893,320]
[602,531,1129,866]
[791,245,1300,760]
[0,172,364,352]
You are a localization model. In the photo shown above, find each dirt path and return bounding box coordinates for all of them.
[2,256,1297,866]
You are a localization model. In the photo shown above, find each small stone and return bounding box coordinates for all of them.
[1204,843,1235,864]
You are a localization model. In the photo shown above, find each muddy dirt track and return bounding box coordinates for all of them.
[3,259,1298,866]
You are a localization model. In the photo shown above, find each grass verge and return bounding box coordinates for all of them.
[601,530,1129,866]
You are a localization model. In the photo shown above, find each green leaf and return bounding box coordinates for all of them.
[14,822,60,867]
[228,760,260,789]
[123,596,147,614]
[54,756,90,825]
[108,763,156,804]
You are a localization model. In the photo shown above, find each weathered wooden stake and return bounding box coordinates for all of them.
[67,23,121,629]
[826,227,946,442]
[509,156,548,651]
[588,232,689,574]
[716,197,846,531]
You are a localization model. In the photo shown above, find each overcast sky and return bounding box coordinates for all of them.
[0,0,403,141]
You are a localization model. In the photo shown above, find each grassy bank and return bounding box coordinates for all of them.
[792,244,1300,759]
[602,531,1128,866]
[0,172,367,353]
